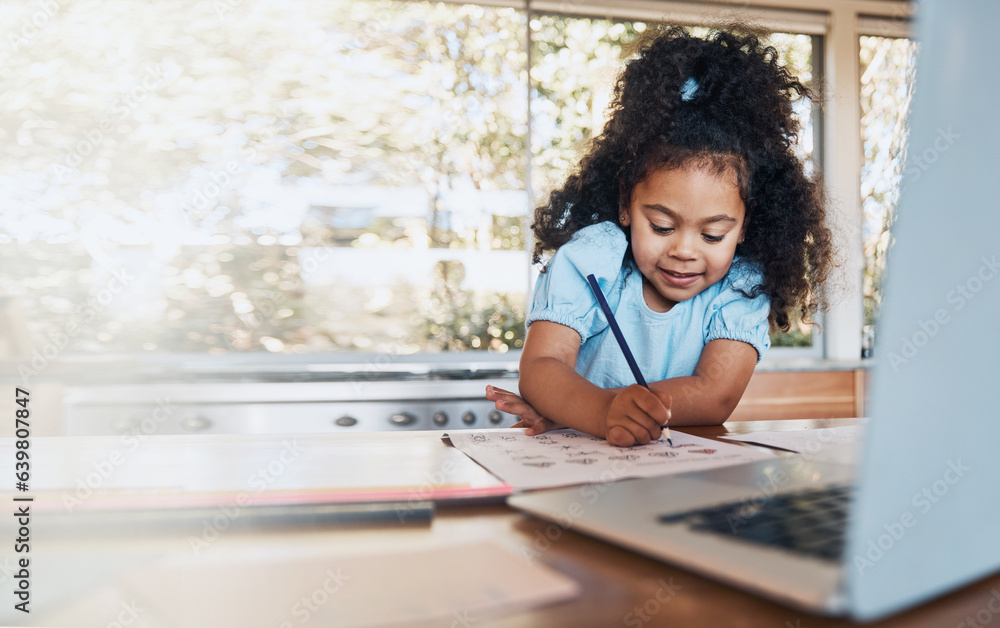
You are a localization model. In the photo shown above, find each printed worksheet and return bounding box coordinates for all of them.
[719,424,863,453]
[445,428,774,490]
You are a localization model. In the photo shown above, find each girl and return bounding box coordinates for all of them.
[486,26,833,447]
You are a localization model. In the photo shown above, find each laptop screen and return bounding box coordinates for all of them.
[845,0,1000,619]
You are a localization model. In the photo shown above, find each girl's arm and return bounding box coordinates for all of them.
[485,384,565,434]
[514,324,758,443]
[647,338,758,426]
[517,321,668,446]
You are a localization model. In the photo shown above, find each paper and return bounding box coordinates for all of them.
[10,433,511,513]
[446,428,774,490]
[719,424,863,453]
[58,541,580,628]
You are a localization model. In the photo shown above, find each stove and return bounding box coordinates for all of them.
[61,358,522,436]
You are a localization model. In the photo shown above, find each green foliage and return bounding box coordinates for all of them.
[770,328,814,348]
[419,260,525,352]
[0,2,824,356]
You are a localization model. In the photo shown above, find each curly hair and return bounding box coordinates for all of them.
[531,25,834,331]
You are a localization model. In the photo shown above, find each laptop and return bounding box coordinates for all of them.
[508,0,1000,620]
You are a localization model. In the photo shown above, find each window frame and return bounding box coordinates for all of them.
[3,0,915,372]
[412,0,915,366]
[516,0,914,365]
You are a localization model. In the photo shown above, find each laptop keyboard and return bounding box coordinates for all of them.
[658,484,852,561]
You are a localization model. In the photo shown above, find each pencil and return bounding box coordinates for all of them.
[585,274,672,445]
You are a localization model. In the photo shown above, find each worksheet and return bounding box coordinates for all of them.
[446,428,774,490]
[718,424,863,453]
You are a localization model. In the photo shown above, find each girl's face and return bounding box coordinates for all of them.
[620,163,746,313]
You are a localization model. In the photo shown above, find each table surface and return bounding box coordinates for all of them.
[8,418,1000,627]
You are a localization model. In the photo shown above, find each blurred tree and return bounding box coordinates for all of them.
[860,36,918,332]
[0,0,530,356]
[0,1,823,358]
[421,260,524,352]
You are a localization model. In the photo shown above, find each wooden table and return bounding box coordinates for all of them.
[6,419,1000,627]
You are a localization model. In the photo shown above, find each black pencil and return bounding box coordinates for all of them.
[586,274,672,445]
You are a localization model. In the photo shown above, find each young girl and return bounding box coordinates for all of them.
[486,26,833,447]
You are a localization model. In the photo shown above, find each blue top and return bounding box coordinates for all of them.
[526,221,771,388]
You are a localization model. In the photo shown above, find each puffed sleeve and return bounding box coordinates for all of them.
[703,257,772,363]
[525,222,628,343]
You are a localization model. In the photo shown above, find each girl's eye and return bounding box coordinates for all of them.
[650,224,673,234]
[703,234,725,243]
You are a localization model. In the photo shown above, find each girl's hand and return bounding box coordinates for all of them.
[604,384,671,447]
[485,385,564,436]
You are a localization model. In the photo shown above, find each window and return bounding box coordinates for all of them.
[1,0,529,357]
[859,34,918,354]
[1,0,878,365]
[529,14,819,350]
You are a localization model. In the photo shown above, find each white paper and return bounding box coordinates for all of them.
[447,428,774,490]
[719,424,863,453]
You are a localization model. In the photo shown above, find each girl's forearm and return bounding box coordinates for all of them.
[648,376,743,426]
[520,364,738,432]
[648,339,758,426]
[518,336,754,432]
[518,356,616,438]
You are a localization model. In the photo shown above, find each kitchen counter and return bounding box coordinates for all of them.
[1,355,871,437]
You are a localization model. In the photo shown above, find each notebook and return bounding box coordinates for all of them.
[508,0,1000,620]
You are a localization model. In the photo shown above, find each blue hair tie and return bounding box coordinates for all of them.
[680,77,699,102]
